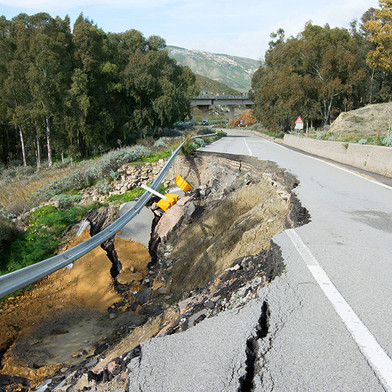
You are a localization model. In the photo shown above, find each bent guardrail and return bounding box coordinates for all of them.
[0,142,186,299]
[0,133,221,299]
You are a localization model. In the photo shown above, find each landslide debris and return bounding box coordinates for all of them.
[1,152,310,392]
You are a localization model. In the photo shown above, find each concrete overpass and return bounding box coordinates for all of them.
[190,95,254,123]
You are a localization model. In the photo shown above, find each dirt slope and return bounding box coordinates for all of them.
[329,102,392,141]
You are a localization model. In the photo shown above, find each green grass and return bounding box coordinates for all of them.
[107,187,145,204]
[132,149,173,164]
[1,202,103,275]
[107,183,167,205]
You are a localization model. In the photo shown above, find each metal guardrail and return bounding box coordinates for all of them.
[0,142,186,299]
[0,133,221,299]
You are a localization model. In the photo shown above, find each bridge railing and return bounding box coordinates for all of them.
[193,94,250,99]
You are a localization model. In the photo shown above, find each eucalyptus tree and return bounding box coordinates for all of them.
[251,22,369,132]
[122,34,197,138]
[2,14,33,166]
[67,14,119,156]
[26,13,73,166]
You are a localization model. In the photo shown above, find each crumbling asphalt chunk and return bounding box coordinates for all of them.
[161,242,283,336]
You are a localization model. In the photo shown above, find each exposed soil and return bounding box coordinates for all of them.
[0,229,151,387]
[0,151,309,391]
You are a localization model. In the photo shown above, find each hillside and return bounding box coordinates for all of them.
[327,102,392,143]
[195,74,240,95]
[167,46,260,92]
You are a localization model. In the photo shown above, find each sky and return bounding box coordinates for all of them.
[0,0,381,60]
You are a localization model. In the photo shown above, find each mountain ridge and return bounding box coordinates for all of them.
[167,45,260,92]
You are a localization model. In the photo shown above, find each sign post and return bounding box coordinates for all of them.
[295,116,304,133]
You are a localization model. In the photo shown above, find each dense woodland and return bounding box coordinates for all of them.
[251,1,392,133]
[0,13,198,167]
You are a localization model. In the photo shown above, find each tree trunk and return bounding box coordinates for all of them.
[18,126,27,167]
[45,116,53,167]
[369,68,375,104]
[323,95,334,126]
[36,132,41,169]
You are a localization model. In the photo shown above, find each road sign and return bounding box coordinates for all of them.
[295,116,304,130]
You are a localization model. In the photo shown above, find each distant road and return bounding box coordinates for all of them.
[128,129,392,391]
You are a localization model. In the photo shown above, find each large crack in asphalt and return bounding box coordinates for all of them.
[238,301,270,392]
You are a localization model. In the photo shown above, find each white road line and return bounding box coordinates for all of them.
[268,139,392,191]
[286,228,392,392]
[243,138,253,156]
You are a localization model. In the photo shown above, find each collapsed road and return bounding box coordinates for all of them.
[1,149,307,391]
[2,128,392,391]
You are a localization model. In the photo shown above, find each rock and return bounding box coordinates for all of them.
[157,287,167,295]
[109,313,117,320]
[184,202,196,221]
[176,196,192,206]
[205,300,215,309]
[151,203,186,244]
[51,328,69,335]
[85,358,98,368]
[131,288,152,310]
[35,379,51,391]
[138,303,163,316]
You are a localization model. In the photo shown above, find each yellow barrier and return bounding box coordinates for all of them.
[157,194,179,211]
[175,175,193,191]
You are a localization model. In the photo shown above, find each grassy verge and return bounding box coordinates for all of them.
[1,202,103,275]
[107,183,167,205]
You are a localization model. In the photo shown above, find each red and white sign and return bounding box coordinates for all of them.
[295,116,304,130]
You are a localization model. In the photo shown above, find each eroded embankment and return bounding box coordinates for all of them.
[0,152,310,391]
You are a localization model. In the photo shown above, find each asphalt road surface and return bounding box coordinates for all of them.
[127,129,392,391]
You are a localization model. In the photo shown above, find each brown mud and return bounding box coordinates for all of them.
[0,229,151,387]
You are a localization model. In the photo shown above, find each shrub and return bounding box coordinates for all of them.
[194,138,205,147]
[153,138,168,149]
[110,170,120,180]
[55,193,83,209]
[34,145,152,202]
[56,194,75,209]
[316,132,327,140]
[382,135,392,147]
[0,216,19,255]
[0,165,35,182]
[96,179,111,195]
[182,137,198,154]
[358,138,368,144]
